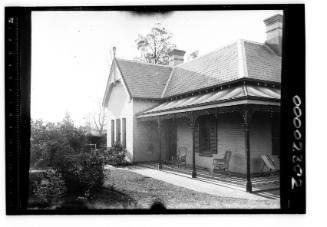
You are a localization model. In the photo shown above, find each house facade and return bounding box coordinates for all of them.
[103,14,282,192]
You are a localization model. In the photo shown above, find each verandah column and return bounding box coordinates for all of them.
[242,107,253,192]
[189,114,197,178]
[157,116,162,170]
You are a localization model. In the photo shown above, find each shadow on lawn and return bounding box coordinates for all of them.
[28,187,138,210]
[150,198,167,212]
[87,187,137,209]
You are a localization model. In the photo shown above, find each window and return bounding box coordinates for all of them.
[122,118,126,148]
[199,118,210,153]
[116,119,121,144]
[111,120,115,146]
[197,116,217,155]
[272,113,280,156]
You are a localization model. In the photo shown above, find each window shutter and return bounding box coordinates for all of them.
[116,119,121,143]
[194,120,199,153]
[111,120,115,146]
[209,118,217,154]
[122,118,126,148]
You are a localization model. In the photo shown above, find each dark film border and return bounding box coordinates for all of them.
[280,5,306,213]
[5,4,305,215]
[5,7,31,215]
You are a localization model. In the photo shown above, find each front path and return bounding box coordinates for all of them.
[103,165,279,209]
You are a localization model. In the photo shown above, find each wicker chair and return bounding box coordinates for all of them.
[213,151,232,173]
[260,154,277,175]
[177,147,187,168]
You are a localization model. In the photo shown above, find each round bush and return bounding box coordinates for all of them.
[32,169,66,206]
[103,143,128,166]
[55,152,104,199]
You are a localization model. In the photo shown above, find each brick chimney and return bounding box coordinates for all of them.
[169,49,186,66]
[264,14,283,56]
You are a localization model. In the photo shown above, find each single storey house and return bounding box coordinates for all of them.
[103,14,282,192]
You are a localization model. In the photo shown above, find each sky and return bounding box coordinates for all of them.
[31,10,282,126]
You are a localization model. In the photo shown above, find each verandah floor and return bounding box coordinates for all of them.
[137,161,280,199]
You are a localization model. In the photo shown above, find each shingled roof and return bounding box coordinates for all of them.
[115,58,173,99]
[108,39,281,100]
[162,40,281,97]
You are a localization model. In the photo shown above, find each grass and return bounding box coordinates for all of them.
[28,166,279,210]
[97,167,279,209]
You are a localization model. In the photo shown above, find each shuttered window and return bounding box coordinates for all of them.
[196,116,217,155]
[122,118,126,148]
[111,120,115,146]
[116,119,121,144]
[208,118,217,154]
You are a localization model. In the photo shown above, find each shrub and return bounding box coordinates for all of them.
[32,169,66,206]
[102,143,128,166]
[55,152,105,199]
[30,117,88,168]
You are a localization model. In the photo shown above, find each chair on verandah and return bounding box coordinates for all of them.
[212,151,232,175]
[177,146,187,168]
[260,154,277,175]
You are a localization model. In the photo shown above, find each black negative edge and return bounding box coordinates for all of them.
[4,4,305,214]
[5,7,31,214]
[280,4,306,214]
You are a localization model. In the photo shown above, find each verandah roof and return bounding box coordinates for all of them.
[137,85,280,118]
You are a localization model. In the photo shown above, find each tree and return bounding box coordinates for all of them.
[84,102,106,136]
[30,119,69,167]
[30,114,88,168]
[91,102,106,136]
[135,23,176,65]
[61,112,75,137]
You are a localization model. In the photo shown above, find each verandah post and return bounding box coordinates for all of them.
[242,107,253,192]
[190,113,197,178]
[157,116,162,170]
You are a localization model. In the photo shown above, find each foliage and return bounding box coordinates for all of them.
[30,113,87,168]
[135,23,176,65]
[98,143,127,166]
[54,152,105,199]
[30,113,108,205]
[32,169,66,205]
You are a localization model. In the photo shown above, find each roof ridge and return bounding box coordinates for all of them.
[176,39,240,68]
[242,39,281,58]
[237,39,249,78]
[161,67,176,98]
[261,42,282,57]
[242,39,265,46]
[115,57,173,68]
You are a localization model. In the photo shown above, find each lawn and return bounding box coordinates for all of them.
[89,167,279,209]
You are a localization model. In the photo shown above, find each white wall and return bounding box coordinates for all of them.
[106,81,134,162]
[133,99,160,162]
[104,60,161,163]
